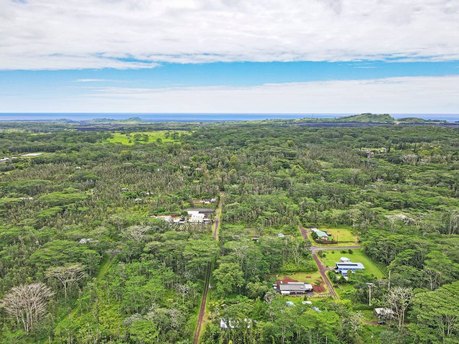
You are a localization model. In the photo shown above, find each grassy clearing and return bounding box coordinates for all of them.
[326,227,358,244]
[106,131,184,145]
[308,226,359,247]
[319,249,385,279]
[288,271,323,287]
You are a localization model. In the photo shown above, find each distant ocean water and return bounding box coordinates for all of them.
[0,113,458,122]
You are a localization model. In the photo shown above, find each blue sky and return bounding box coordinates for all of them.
[3,61,459,88]
[1,0,459,114]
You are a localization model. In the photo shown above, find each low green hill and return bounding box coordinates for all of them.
[339,113,395,123]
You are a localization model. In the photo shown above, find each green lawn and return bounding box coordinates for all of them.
[319,249,385,279]
[326,227,358,244]
[287,271,321,284]
[106,131,182,145]
[308,226,359,247]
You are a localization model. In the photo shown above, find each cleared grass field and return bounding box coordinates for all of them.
[288,271,325,288]
[319,249,385,279]
[307,226,359,247]
[106,131,182,145]
[326,227,358,244]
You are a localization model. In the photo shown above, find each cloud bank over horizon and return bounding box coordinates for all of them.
[1,0,459,70]
[3,75,459,114]
[1,0,459,113]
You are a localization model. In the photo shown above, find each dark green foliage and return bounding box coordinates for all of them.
[0,120,458,343]
[30,240,100,274]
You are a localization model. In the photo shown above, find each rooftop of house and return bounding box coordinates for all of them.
[279,283,312,292]
[276,278,313,292]
[336,262,365,269]
[189,213,205,217]
[311,228,329,237]
[186,208,215,214]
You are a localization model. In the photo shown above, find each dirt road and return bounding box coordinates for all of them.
[312,252,338,299]
[193,262,212,344]
[193,194,223,344]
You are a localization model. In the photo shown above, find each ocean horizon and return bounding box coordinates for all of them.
[1,113,459,122]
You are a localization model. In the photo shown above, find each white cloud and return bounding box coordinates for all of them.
[75,78,113,83]
[1,0,459,70]
[3,75,459,113]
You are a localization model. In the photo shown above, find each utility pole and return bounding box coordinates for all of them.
[388,270,391,291]
[366,282,375,306]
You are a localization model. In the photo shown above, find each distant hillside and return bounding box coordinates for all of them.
[90,117,145,123]
[339,113,395,123]
[397,117,428,123]
[293,113,456,127]
[397,117,447,124]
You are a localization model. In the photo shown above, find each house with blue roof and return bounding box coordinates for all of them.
[335,257,365,277]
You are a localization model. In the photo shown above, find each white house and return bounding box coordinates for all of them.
[335,261,365,276]
[188,212,205,223]
[187,209,214,224]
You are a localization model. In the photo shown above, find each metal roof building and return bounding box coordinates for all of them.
[335,262,365,276]
[276,280,313,295]
[311,228,329,239]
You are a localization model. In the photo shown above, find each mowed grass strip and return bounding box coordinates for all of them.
[106,131,182,145]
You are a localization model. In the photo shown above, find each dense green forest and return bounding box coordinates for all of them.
[0,119,458,343]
